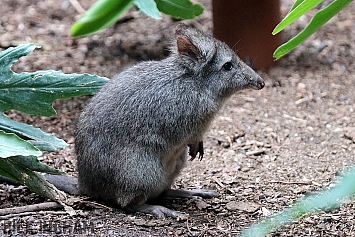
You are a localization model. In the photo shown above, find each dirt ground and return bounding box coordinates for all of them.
[1,0,355,236]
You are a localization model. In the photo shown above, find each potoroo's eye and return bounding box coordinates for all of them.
[222,62,233,71]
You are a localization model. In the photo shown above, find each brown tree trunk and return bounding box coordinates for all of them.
[212,0,282,70]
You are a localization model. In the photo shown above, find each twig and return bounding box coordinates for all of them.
[0,211,67,220]
[68,0,86,14]
[227,136,233,149]
[207,135,230,148]
[186,218,191,233]
[307,151,325,159]
[79,200,113,210]
[0,202,63,218]
[315,151,325,159]
[267,181,312,185]
[295,96,311,105]
[283,113,307,123]
[212,177,226,189]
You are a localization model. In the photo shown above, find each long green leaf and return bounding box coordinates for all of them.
[71,0,134,37]
[0,44,109,116]
[0,113,67,151]
[0,131,42,158]
[134,0,161,19]
[273,0,323,35]
[241,167,355,236]
[10,156,65,175]
[290,0,307,12]
[274,0,352,59]
[27,141,58,152]
[155,0,204,19]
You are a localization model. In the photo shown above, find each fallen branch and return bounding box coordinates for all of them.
[0,202,62,216]
[0,211,67,220]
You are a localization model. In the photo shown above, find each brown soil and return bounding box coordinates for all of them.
[1,0,355,236]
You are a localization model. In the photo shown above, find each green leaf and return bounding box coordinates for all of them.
[0,113,67,151]
[27,141,57,152]
[70,0,204,37]
[241,167,355,236]
[0,131,42,158]
[10,156,65,175]
[290,0,307,12]
[155,0,204,19]
[0,168,17,181]
[273,0,352,59]
[71,0,134,37]
[0,157,67,203]
[0,44,109,116]
[0,132,40,159]
[134,0,161,19]
[273,0,323,35]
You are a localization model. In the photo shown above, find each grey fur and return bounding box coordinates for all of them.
[74,23,264,217]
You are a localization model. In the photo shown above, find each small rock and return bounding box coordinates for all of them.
[195,199,210,210]
[225,201,260,213]
[246,149,265,156]
[133,219,171,227]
